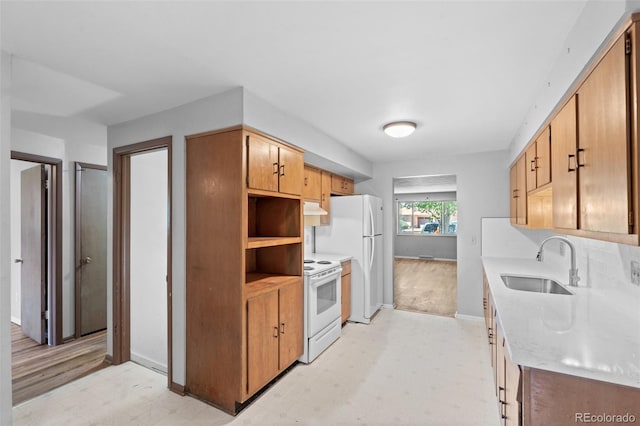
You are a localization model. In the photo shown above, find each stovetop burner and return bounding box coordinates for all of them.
[304,266,314,271]
[316,260,332,264]
[304,259,314,264]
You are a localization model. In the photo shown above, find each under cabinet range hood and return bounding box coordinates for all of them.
[304,201,328,226]
[303,201,328,216]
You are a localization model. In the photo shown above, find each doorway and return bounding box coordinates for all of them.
[113,137,173,386]
[392,174,458,317]
[10,152,62,346]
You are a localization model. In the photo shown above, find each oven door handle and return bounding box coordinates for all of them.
[309,269,342,289]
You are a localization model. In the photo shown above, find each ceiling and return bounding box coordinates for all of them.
[1,1,590,163]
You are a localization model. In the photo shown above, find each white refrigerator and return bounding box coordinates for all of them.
[315,194,383,324]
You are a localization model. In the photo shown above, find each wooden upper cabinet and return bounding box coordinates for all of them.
[320,171,331,225]
[331,174,354,195]
[551,96,579,230]
[278,281,303,370]
[303,165,322,201]
[246,132,303,196]
[509,163,518,225]
[525,127,551,193]
[525,143,537,193]
[510,156,527,226]
[247,133,279,193]
[577,34,630,234]
[278,145,303,196]
[535,127,551,187]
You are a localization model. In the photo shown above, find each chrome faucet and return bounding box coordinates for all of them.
[536,236,580,287]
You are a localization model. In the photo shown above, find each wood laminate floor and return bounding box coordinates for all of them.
[394,257,457,317]
[11,322,108,405]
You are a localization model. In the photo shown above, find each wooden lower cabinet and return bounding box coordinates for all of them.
[340,260,352,323]
[247,281,303,396]
[484,270,640,425]
[247,290,280,396]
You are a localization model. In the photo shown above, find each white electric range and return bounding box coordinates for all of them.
[298,258,342,363]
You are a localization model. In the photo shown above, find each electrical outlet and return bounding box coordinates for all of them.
[631,261,640,285]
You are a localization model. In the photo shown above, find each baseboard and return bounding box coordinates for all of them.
[11,316,20,326]
[394,255,456,262]
[382,303,395,309]
[131,352,168,375]
[454,313,483,321]
[170,382,185,395]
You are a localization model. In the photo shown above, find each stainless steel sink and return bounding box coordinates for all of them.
[500,275,573,295]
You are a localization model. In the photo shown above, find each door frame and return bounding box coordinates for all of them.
[10,151,63,346]
[74,162,107,339]
[112,136,173,390]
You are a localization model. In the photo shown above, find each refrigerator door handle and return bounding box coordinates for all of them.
[369,237,375,271]
[368,204,375,236]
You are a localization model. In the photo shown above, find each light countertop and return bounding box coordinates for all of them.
[305,253,353,263]
[482,256,640,388]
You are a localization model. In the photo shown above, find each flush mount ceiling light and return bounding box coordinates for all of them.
[383,121,417,138]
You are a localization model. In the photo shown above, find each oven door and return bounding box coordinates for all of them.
[308,270,342,337]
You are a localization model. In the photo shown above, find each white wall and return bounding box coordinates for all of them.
[10,126,107,339]
[130,150,168,372]
[510,1,629,162]
[1,50,14,426]
[356,150,510,317]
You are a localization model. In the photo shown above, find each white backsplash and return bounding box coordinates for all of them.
[304,226,313,258]
[481,218,640,304]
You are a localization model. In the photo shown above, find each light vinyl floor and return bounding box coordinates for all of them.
[13,309,499,426]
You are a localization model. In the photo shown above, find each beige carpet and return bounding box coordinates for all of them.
[394,258,457,317]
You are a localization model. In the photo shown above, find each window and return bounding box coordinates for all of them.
[397,201,457,235]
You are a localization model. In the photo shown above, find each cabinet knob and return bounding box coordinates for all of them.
[280,322,285,334]
[273,162,279,175]
[280,164,285,177]
[273,326,279,338]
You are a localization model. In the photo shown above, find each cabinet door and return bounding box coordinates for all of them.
[516,156,527,225]
[341,272,351,323]
[303,165,322,201]
[551,97,578,230]
[278,146,304,196]
[577,35,630,234]
[536,127,551,187]
[509,164,517,225]
[278,281,303,371]
[320,171,331,225]
[342,178,354,195]
[247,291,279,395]
[525,143,537,193]
[504,345,521,426]
[247,134,279,193]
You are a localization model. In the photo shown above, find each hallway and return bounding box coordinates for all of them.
[12,323,107,405]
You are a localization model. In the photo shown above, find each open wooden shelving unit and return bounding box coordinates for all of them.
[186,126,304,414]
